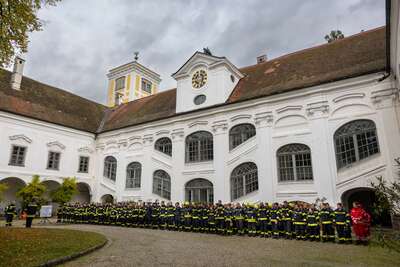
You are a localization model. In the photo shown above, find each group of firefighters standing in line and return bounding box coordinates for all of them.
[55,200,371,244]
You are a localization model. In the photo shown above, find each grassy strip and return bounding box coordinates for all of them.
[0,228,106,267]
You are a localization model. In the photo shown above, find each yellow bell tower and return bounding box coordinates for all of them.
[106,56,161,107]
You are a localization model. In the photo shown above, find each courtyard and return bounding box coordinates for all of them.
[1,221,397,267]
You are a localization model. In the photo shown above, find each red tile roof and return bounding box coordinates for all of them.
[0,27,386,133]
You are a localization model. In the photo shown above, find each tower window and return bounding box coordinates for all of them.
[115,76,126,91]
[141,78,152,93]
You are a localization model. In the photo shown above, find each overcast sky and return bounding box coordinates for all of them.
[22,0,385,104]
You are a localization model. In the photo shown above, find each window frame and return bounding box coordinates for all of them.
[103,156,117,181]
[47,151,61,170]
[152,170,171,200]
[115,76,126,91]
[229,123,256,150]
[141,78,152,93]
[78,156,90,173]
[334,119,380,169]
[277,143,313,182]
[126,162,141,189]
[230,162,259,201]
[185,131,213,163]
[154,137,172,156]
[8,145,27,167]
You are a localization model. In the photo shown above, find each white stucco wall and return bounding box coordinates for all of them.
[93,72,400,205]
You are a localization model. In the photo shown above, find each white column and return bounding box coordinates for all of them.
[212,120,229,203]
[115,140,128,202]
[371,89,400,183]
[306,102,336,204]
[254,112,274,203]
[141,134,155,202]
[171,128,185,202]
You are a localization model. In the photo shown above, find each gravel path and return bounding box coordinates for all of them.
[28,223,396,267]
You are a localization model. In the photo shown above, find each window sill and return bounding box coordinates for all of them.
[8,164,25,167]
[125,187,141,191]
[231,189,259,202]
[46,168,59,171]
[103,177,116,184]
[337,153,381,173]
[277,180,314,185]
[229,136,257,153]
[184,161,213,166]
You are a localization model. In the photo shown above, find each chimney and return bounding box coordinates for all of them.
[257,54,267,64]
[10,56,25,90]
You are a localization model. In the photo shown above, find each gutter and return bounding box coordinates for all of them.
[386,0,391,74]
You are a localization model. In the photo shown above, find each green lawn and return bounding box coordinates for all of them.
[0,228,106,267]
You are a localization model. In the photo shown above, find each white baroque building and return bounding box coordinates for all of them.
[1,3,400,213]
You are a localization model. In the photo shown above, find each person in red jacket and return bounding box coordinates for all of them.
[350,201,371,245]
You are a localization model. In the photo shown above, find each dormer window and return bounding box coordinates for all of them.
[115,76,126,91]
[141,78,152,93]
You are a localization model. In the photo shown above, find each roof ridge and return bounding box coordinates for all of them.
[239,26,385,71]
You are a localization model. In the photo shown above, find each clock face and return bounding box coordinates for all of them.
[192,69,207,89]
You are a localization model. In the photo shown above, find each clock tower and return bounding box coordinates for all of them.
[172,51,244,113]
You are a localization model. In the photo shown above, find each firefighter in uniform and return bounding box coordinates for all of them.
[270,202,280,238]
[183,202,192,231]
[207,203,216,233]
[173,202,181,230]
[319,203,335,242]
[200,203,208,232]
[215,201,225,235]
[233,203,245,235]
[306,205,320,241]
[26,200,38,228]
[257,202,269,237]
[280,201,293,239]
[292,203,307,240]
[5,202,17,227]
[245,204,257,236]
[334,203,352,243]
[224,203,234,235]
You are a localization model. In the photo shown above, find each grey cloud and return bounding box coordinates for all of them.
[23,0,385,104]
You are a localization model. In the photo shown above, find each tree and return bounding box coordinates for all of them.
[0,182,8,202]
[324,30,344,43]
[16,175,46,208]
[371,158,400,252]
[50,177,78,205]
[0,0,60,67]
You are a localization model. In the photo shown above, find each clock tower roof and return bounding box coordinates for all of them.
[171,51,244,80]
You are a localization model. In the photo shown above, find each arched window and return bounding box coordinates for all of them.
[230,162,258,201]
[277,143,313,182]
[154,137,172,156]
[126,162,141,188]
[185,131,213,163]
[185,178,214,204]
[153,170,171,200]
[334,119,379,169]
[229,123,256,150]
[103,156,117,181]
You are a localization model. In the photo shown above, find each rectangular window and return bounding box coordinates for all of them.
[78,156,89,173]
[9,145,26,166]
[141,78,152,93]
[115,76,126,91]
[47,151,60,170]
